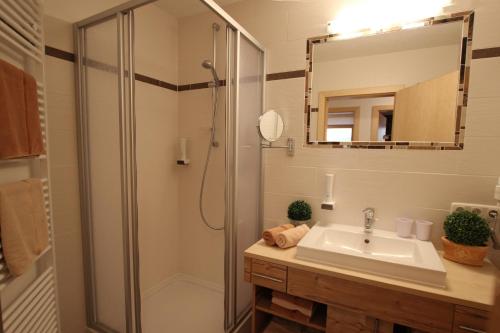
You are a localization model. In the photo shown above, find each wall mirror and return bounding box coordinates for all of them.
[305,12,474,150]
[259,110,284,142]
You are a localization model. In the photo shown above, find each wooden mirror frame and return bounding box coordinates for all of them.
[304,11,474,150]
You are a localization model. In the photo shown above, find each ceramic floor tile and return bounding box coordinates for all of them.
[142,279,224,333]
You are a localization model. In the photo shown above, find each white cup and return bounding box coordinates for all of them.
[416,220,433,241]
[396,218,414,238]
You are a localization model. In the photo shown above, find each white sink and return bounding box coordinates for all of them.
[296,224,447,288]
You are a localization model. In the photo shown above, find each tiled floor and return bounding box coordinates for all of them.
[142,279,224,333]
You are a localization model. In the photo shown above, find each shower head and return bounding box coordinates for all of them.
[202,60,213,69]
[201,60,220,86]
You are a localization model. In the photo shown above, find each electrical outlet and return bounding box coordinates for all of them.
[450,202,500,220]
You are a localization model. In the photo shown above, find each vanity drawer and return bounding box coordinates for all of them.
[453,306,489,333]
[250,259,287,292]
[287,268,453,333]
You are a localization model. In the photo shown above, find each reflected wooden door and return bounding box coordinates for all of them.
[393,71,459,142]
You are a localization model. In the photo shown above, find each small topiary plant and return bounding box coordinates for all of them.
[287,200,312,221]
[444,210,491,246]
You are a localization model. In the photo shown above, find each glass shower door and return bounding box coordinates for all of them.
[226,29,265,332]
[75,11,140,333]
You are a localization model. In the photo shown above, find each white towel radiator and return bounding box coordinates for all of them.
[0,0,60,332]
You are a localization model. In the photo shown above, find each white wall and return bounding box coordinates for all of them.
[43,15,87,333]
[311,44,459,107]
[178,11,227,288]
[221,0,500,265]
[134,4,181,296]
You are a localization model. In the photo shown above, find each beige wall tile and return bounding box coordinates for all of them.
[265,39,307,73]
[465,97,500,137]
[54,231,86,333]
[47,129,79,167]
[43,15,74,52]
[44,57,76,96]
[470,1,500,49]
[179,13,227,84]
[178,87,225,286]
[264,165,317,196]
[134,4,179,83]
[457,136,500,176]
[46,92,77,132]
[469,58,500,98]
[136,81,180,291]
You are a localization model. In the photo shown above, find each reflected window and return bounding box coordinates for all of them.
[327,127,353,141]
[325,108,358,141]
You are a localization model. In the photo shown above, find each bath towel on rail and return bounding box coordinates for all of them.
[0,59,45,159]
[0,178,49,276]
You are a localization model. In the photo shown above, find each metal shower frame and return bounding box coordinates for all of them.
[74,1,266,332]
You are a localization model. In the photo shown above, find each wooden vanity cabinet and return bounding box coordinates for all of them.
[327,304,393,333]
[453,306,489,333]
[245,258,287,292]
[245,257,491,333]
[287,267,453,333]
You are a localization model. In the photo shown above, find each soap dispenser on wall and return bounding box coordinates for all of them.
[176,138,190,165]
[321,173,336,210]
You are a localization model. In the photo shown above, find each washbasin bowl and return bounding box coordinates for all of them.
[296,224,447,288]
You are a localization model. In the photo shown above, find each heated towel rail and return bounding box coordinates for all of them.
[0,0,60,332]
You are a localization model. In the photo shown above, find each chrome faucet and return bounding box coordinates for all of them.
[488,209,500,250]
[363,208,375,233]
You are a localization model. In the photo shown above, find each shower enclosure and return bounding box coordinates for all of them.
[74,1,265,332]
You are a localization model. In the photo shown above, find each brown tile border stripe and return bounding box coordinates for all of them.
[45,46,75,62]
[472,47,500,59]
[134,73,177,91]
[266,70,305,81]
[44,44,500,93]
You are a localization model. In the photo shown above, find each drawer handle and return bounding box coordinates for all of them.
[251,272,284,283]
[458,326,486,333]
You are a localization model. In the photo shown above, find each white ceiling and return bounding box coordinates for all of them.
[43,0,243,23]
[315,21,463,63]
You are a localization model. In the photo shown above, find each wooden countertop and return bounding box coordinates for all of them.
[245,240,499,311]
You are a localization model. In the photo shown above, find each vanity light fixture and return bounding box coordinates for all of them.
[401,21,426,30]
[326,0,453,36]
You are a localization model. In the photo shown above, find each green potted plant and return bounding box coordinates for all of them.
[442,210,491,266]
[287,200,312,226]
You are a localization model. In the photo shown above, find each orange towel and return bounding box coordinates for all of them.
[0,59,44,159]
[271,291,315,318]
[0,179,49,276]
[23,71,44,156]
[262,224,294,246]
[275,224,310,249]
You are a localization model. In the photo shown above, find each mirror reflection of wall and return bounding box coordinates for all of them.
[259,110,284,142]
[306,16,471,148]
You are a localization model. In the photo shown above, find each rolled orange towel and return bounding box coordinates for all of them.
[275,224,310,249]
[262,224,294,246]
